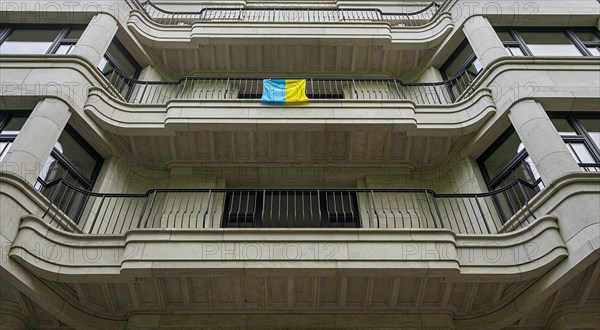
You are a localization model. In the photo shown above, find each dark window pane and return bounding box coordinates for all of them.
[483,131,524,180]
[497,31,514,41]
[0,29,60,54]
[443,43,476,78]
[106,42,137,77]
[550,118,577,136]
[65,28,84,40]
[580,118,600,150]
[1,116,27,134]
[55,130,98,181]
[519,31,582,56]
[574,31,600,42]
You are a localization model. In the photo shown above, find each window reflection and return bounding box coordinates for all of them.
[520,32,582,56]
[0,29,61,54]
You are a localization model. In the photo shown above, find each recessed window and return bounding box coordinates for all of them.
[0,112,103,190]
[550,114,600,172]
[495,28,600,57]
[520,32,582,56]
[99,39,141,97]
[440,40,482,101]
[0,26,84,55]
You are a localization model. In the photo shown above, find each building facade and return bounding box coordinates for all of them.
[0,0,599,328]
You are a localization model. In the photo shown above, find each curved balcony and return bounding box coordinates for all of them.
[107,69,477,105]
[40,177,539,235]
[139,1,441,27]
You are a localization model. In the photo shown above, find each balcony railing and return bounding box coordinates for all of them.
[138,1,441,27]
[105,69,478,105]
[40,178,539,235]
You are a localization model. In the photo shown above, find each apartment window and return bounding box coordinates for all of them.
[98,39,141,97]
[222,190,360,228]
[478,129,543,191]
[440,39,482,100]
[496,28,600,57]
[550,114,600,172]
[0,113,103,220]
[0,26,84,55]
[478,129,544,223]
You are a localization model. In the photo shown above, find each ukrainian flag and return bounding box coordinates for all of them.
[260,79,309,104]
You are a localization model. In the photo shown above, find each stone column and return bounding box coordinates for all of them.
[462,15,508,68]
[508,100,580,184]
[71,13,119,67]
[0,99,71,185]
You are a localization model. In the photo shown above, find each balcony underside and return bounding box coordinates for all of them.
[1,172,599,329]
[128,10,452,77]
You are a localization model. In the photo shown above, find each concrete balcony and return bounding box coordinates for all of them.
[127,1,453,77]
[2,171,599,328]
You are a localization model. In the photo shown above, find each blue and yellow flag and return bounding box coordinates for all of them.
[260,79,309,104]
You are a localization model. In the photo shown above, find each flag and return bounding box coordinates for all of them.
[260,79,309,104]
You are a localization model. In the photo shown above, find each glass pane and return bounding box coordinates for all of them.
[575,31,600,42]
[56,130,99,181]
[39,155,63,183]
[580,118,600,149]
[519,31,583,56]
[0,29,60,54]
[65,28,84,40]
[443,42,476,78]
[550,118,577,136]
[507,46,524,56]
[497,31,514,41]
[1,116,27,134]
[105,42,138,77]
[588,47,600,56]
[0,141,12,161]
[55,44,74,54]
[483,131,525,180]
[468,58,483,75]
[566,143,596,164]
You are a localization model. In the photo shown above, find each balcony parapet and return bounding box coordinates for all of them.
[33,175,538,235]
[136,1,442,27]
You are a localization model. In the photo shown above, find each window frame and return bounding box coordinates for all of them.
[477,128,543,190]
[439,39,482,101]
[0,24,86,55]
[549,113,600,171]
[494,27,600,57]
[0,112,104,190]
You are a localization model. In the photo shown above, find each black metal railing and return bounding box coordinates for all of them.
[138,1,441,26]
[104,68,478,105]
[40,178,539,235]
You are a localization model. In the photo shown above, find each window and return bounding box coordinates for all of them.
[550,114,600,172]
[0,113,103,221]
[0,26,84,55]
[98,39,141,97]
[222,190,360,228]
[440,39,482,100]
[495,28,600,57]
[478,129,543,223]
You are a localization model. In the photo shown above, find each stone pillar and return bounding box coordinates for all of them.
[508,100,580,184]
[462,16,508,68]
[71,13,119,67]
[0,99,71,185]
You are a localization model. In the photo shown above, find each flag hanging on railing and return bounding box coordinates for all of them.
[260,79,309,104]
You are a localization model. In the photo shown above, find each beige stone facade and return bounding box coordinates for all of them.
[0,0,599,328]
